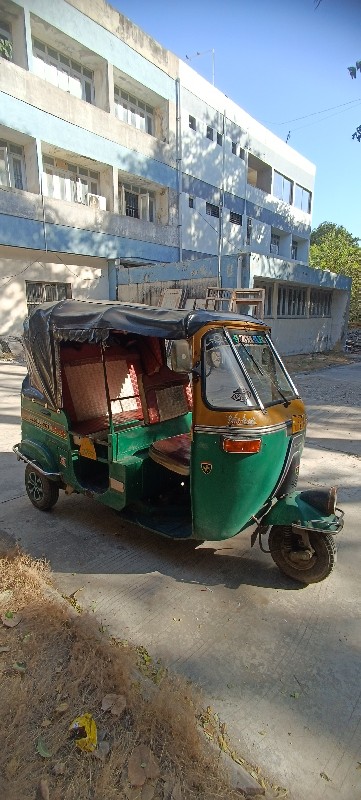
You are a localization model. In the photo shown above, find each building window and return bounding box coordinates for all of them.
[291,240,298,260]
[115,86,154,135]
[310,289,332,317]
[230,211,242,226]
[42,156,101,205]
[273,171,293,204]
[206,126,214,141]
[0,140,25,190]
[247,154,272,193]
[294,184,312,214]
[270,234,280,255]
[189,196,194,208]
[32,40,94,103]
[277,286,307,317]
[119,182,155,223]
[189,115,196,131]
[246,217,252,245]
[217,132,223,146]
[0,20,12,60]
[231,141,237,155]
[206,202,219,218]
[26,281,72,314]
[239,148,245,160]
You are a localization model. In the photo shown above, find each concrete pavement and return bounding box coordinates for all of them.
[0,359,360,800]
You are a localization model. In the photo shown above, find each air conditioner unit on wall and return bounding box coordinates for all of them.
[86,193,106,211]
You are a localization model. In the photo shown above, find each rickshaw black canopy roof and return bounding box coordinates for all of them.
[22,299,266,408]
[25,299,264,342]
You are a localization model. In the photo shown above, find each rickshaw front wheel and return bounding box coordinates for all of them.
[269,525,337,584]
[25,465,59,511]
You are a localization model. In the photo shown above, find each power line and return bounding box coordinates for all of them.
[261,97,361,126]
[287,101,361,136]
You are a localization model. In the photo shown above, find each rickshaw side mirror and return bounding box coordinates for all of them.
[169,340,193,373]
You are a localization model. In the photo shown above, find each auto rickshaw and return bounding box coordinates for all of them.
[14,299,343,584]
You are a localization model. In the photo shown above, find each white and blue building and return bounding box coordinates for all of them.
[0,0,350,353]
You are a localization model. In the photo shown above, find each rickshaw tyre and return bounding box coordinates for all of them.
[269,526,337,584]
[25,465,59,511]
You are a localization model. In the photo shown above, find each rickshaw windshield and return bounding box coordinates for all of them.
[203,328,298,410]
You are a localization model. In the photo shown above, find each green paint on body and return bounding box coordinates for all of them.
[191,429,289,540]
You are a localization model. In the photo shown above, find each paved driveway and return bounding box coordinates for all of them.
[1,360,360,800]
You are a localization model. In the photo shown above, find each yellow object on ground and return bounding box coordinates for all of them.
[69,713,97,752]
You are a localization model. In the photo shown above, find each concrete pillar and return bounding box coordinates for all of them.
[23,8,33,71]
[271,281,278,318]
[99,165,117,212]
[94,59,112,113]
[331,290,350,350]
[24,138,42,194]
[11,8,28,70]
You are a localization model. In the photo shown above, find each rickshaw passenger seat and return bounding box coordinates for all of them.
[148,433,191,476]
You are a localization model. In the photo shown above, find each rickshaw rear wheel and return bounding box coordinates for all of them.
[25,465,59,511]
[269,525,337,584]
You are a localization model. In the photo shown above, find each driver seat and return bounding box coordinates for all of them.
[148,433,191,476]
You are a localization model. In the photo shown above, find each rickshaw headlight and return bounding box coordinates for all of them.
[222,438,261,454]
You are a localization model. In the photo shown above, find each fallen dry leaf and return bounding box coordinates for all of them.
[38,778,50,800]
[93,740,110,761]
[101,692,126,716]
[128,745,160,787]
[55,702,69,715]
[0,646,10,653]
[142,782,156,800]
[1,611,22,628]
[41,719,52,728]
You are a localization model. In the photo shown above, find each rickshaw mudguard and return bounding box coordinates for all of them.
[15,438,60,478]
[261,491,343,533]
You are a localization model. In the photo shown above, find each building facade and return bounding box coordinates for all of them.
[0,0,350,353]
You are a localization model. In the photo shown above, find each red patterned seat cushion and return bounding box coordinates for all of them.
[149,433,191,476]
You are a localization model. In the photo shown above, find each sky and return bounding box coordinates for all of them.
[111,0,361,240]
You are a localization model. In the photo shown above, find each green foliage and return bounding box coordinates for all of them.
[0,37,12,61]
[310,222,361,322]
[348,59,361,140]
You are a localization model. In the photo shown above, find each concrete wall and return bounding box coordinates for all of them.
[0,254,108,337]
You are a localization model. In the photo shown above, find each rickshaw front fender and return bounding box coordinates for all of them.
[14,440,60,481]
[261,490,343,534]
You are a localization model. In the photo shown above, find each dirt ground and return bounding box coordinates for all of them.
[283,349,359,376]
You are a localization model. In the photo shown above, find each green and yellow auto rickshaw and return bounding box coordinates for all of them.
[14,299,343,583]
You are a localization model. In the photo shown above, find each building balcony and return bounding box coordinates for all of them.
[0,185,179,257]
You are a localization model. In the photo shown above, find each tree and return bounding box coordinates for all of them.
[348,60,361,141]
[309,222,361,323]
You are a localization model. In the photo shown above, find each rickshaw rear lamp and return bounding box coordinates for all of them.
[222,438,261,454]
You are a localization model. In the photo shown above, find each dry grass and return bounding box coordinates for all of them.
[283,350,356,376]
[0,548,247,800]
